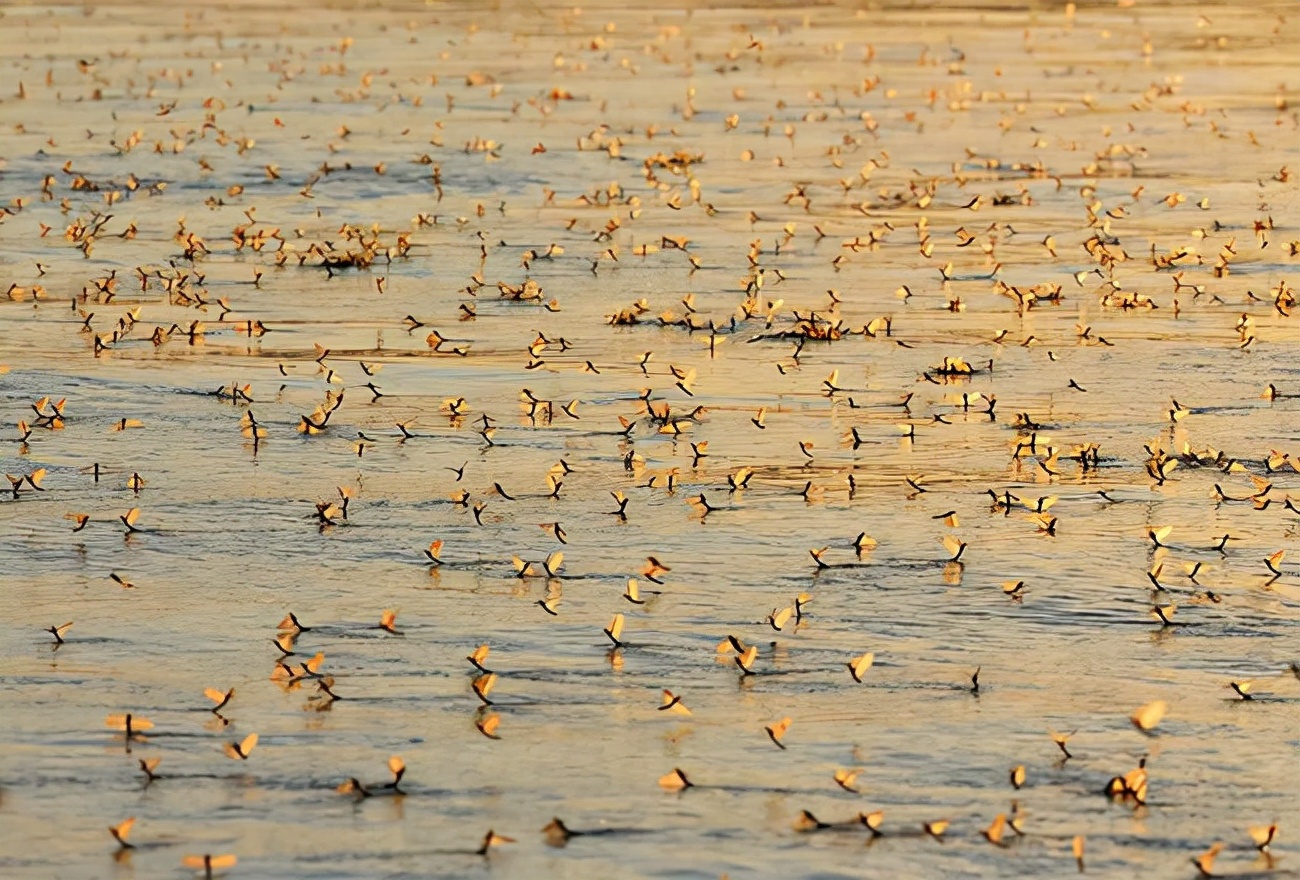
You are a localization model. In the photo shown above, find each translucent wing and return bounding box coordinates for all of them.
[110,817,135,841]
[769,606,793,630]
[659,690,690,716]
[1248,823,1277,849]
[473,673,497,700]
[985,813,1006,844]
[1130,699,1168,732]
[737,646,758,671]
[849,652,874,681]
[658,768,689,791]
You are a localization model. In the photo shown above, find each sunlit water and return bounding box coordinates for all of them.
[1,0,1298,877]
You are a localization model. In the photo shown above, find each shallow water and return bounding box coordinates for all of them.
[1,0,1298,877]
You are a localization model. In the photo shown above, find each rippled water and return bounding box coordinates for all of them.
[1,0,1298,877]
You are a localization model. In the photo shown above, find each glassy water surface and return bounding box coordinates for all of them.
[1,1,1298,877]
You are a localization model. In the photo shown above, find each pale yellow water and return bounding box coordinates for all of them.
[1,0,1298,877]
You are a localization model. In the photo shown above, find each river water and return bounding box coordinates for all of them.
[1,1,1298,877]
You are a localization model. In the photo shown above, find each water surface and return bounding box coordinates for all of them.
[1,0,1298,877]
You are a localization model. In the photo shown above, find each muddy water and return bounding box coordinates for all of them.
[1,0,1298,877]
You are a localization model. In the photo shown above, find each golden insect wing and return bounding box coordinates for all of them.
[110,817,135,841]
[1248,823,1277,849]
[849,652,875,680]
[737,646,758,670]
[474,672,497,698]
[985,813,1006,844]
[1130,699,1168,731]
[658,768,689,790]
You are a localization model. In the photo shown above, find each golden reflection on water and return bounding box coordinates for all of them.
[1,0,1299,877]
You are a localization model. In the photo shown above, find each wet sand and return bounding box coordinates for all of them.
[1,0,1298,877]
